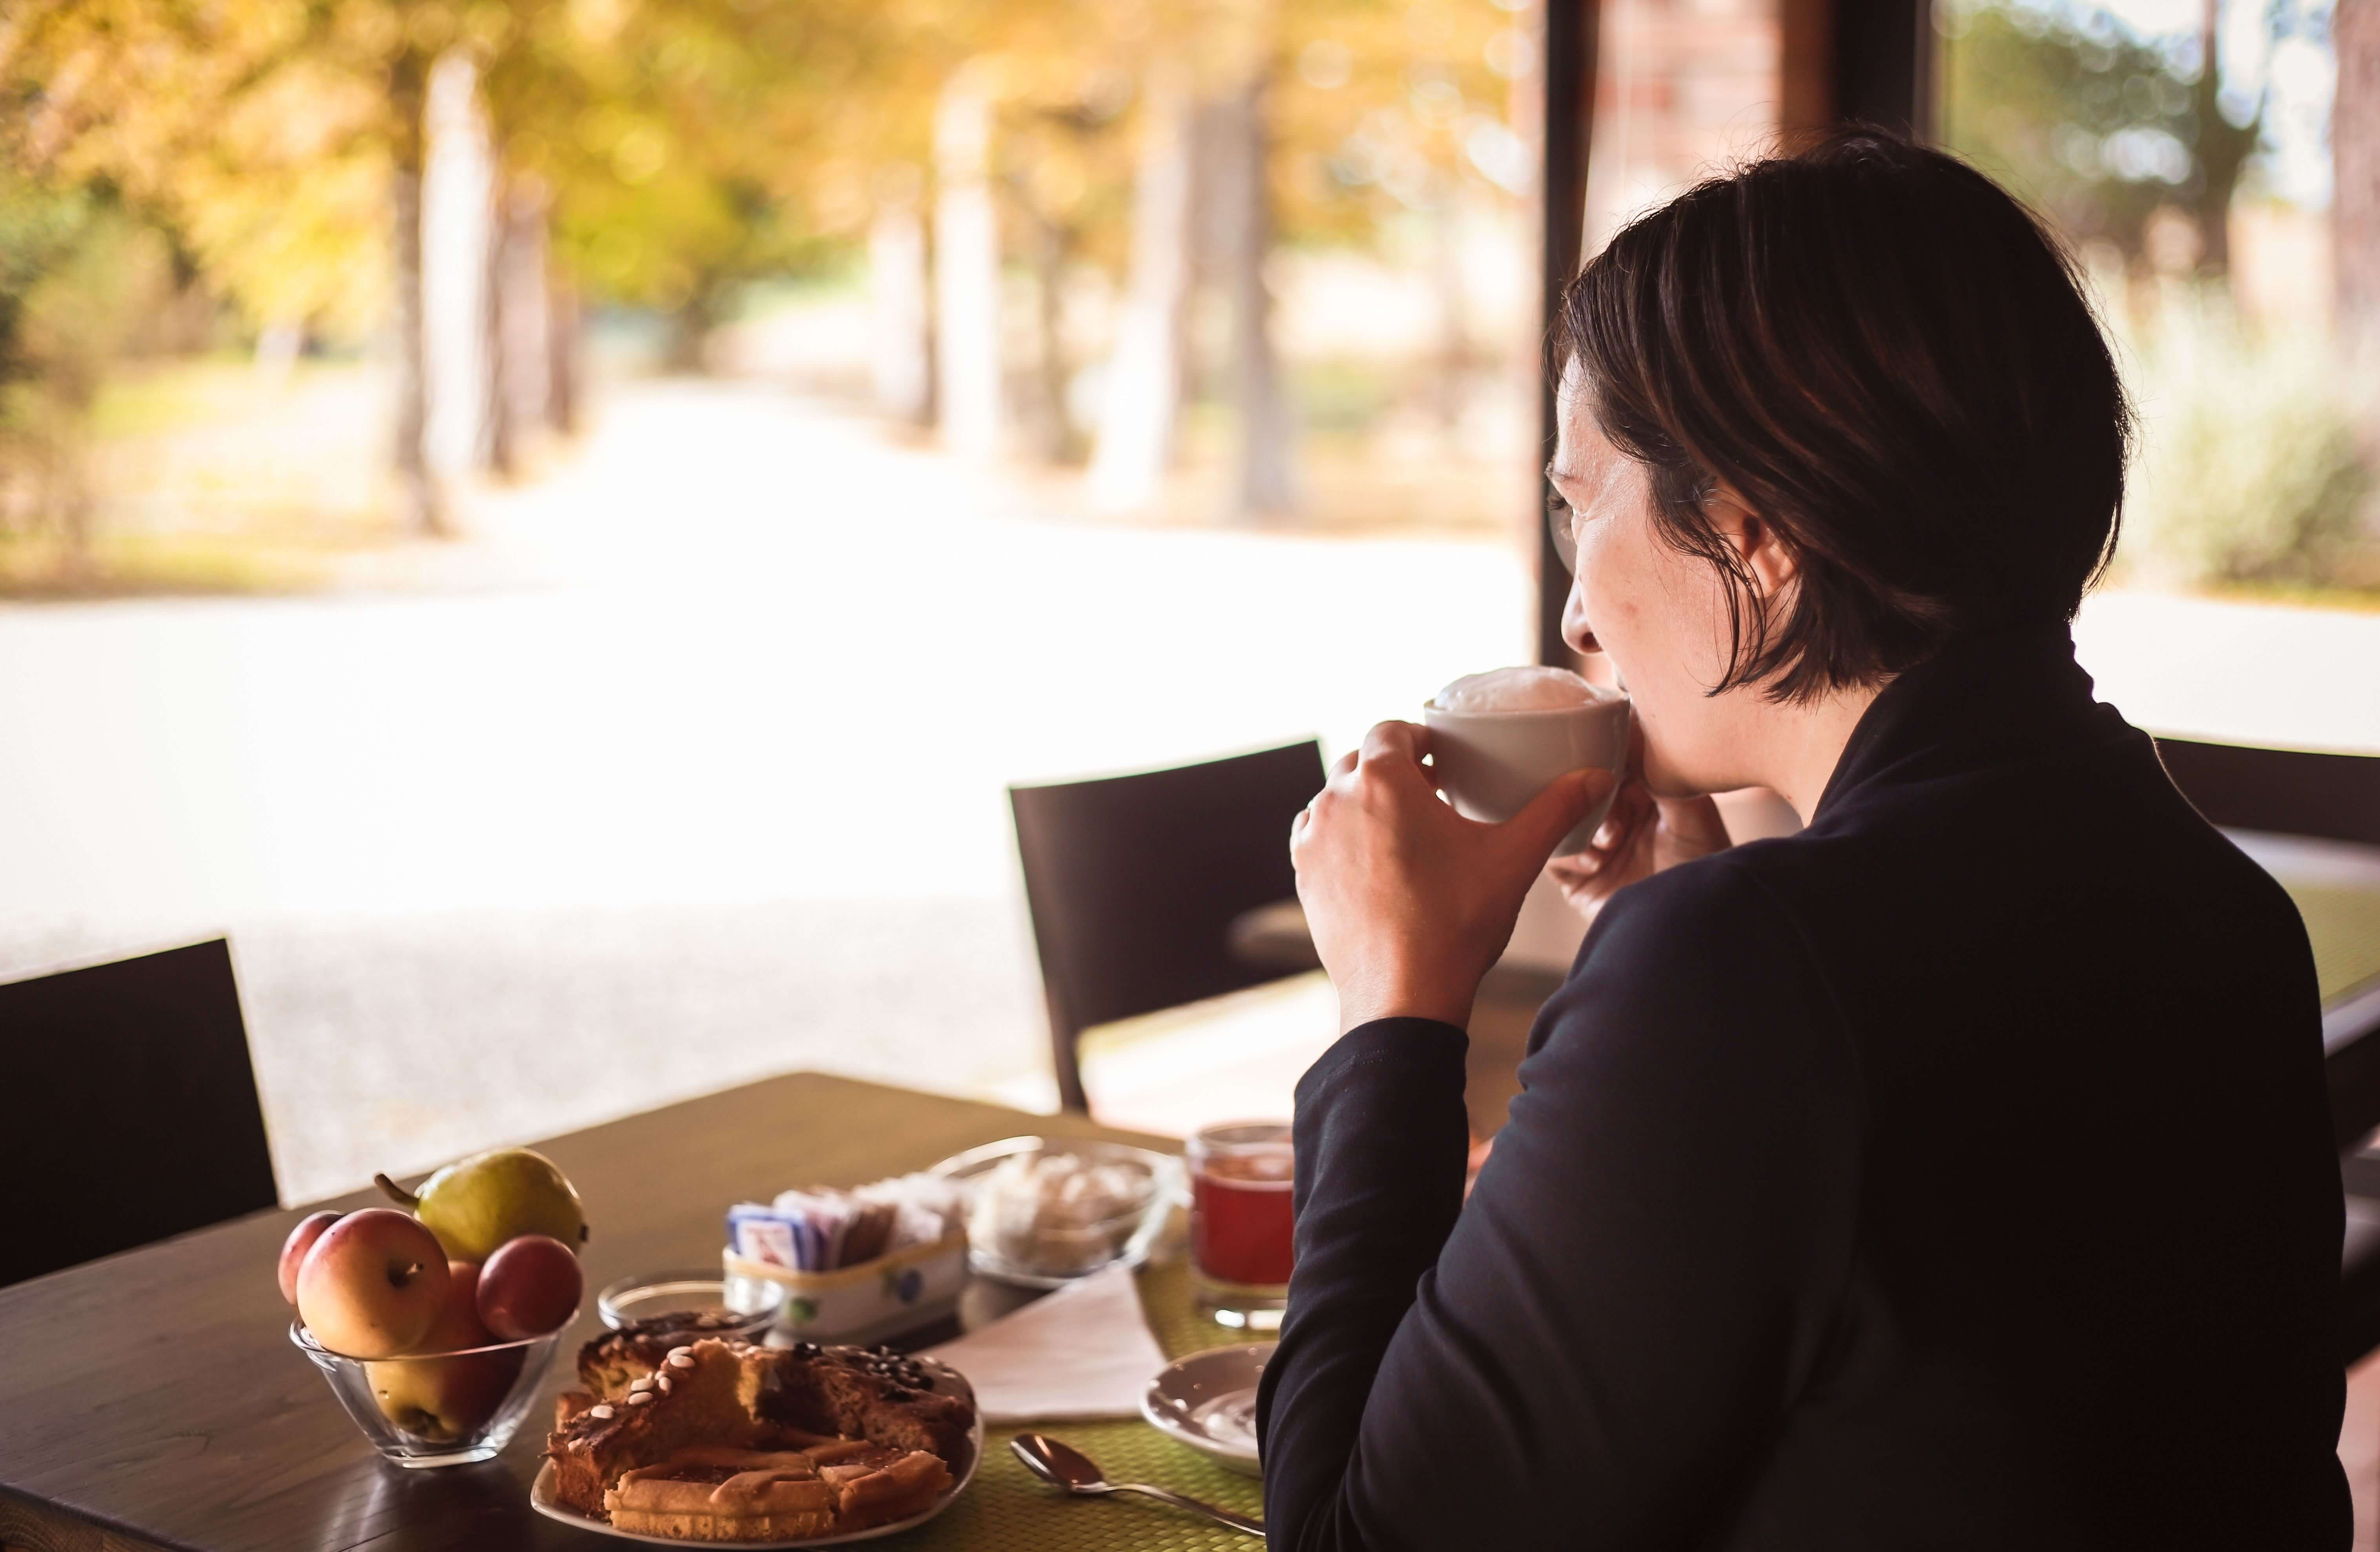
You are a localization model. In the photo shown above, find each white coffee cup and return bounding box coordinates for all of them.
[1423,669,1631,856]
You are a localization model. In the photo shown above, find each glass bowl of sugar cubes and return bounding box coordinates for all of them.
[928,1137,1184,1289]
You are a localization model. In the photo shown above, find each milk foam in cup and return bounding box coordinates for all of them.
[1434,665,1612,715]
[1423,667,1630,855]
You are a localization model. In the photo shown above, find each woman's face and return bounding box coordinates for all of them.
[1548,383,1763,799]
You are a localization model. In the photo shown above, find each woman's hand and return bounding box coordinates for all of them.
[1544,738,1731,930]
[1292,721,1613,1032]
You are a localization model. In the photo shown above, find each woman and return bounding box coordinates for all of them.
[1258,132,2347,1549]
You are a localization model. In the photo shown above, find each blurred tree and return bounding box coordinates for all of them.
[0,171,104,549]
[1000,73,1132,462]
[936,64,1004,458]
[0,0,1543,543]
[2188,0,2260,273]
[1207,65,1297,519]
[392,42,439,532]
[1939,0,2261,273]
[0,42,202,561]
[5,0,459,532]
[2342,0,2379,352]
[1271,0,1514,245]
[529,14,815,368]
[1089,63,1195,508]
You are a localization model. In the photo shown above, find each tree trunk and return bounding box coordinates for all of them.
[1211,72,1294,523]
[2190,0,2256,277]
[1088,67,1194,513]
[481,170,514,477]
[934,64,1003,461]
[665,286,715,373]
[389,49,446,537]
[494,178,553,463]
[2340,0,2380,356]
[1022,200,1070,463]
[1431,176,1470,433]
[48,430,91,576]
[423,51,492,483]
[547,269,581,437]
[866,169,934,426]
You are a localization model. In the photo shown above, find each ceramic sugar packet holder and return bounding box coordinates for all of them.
[724,1233,969,1348]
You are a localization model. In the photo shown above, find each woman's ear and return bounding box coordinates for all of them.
[1712,486,1796,599]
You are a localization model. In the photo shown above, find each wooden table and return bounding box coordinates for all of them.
[0,1074,1170,1552]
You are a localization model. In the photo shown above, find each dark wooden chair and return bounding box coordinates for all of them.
[2154,737,2380,1360]
[0,940,277,1288]
[2327,975,2380,1364]
[2153,736,2380,851]
[2336,1051,2380,1366]
[1010,740,1328,1112]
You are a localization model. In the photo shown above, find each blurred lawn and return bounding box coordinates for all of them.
[2294,883,2380,1005]
[1,357,415,597]
[0,530,334,596]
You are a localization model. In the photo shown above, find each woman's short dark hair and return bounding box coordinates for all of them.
[1555,129,2131,702]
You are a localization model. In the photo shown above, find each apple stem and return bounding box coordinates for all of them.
[373,1173,421,1210]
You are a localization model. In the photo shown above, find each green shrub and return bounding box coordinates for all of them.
[2116,290,2374,588]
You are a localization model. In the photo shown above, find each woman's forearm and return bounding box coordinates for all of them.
[1255,1019,1471,1552]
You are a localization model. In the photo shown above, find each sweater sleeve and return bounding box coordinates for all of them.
[1255,858,1864,1552]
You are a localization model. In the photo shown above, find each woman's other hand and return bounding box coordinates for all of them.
[1545,738,1731,930]
[1293,721,1612,1032]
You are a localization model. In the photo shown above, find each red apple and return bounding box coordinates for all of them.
[477,1234,583,1339]
[365,1261,521,1441]
[295,1208,450,1358]
[276,1211,342,1306]
[415,1261,494,1353]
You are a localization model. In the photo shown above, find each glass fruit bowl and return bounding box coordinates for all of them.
[291,1316,573,1468]
[930,1136,1185,1289]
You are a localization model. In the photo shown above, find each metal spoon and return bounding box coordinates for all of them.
[1009,1432,1266,1538]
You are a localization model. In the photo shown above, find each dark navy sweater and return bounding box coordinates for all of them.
[1257,625,2347,1550]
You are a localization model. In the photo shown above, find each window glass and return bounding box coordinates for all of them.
[1585,0,1782,246]
[1939,0,2373,595]
[0,0,1551,1177]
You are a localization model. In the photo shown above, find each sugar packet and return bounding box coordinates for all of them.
[727,1171,967,1272]
[726,1203,803,1269]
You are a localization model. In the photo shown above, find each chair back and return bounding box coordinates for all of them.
[2153,739,2380,1360]
[0,940,276,1287]
[1010,741,1327,1111]
[2334,986,2380,1363]
[2153,737,2380,849]
[2328,984,2380,1151]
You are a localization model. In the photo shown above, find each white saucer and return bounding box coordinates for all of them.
[1140,1344,1272,1478]
[529,1359,983,1547]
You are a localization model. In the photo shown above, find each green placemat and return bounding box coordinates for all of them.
[2287,882,2380,1006]
[905,1257,1266,1550]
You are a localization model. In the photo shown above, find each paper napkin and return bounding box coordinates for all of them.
[920,1261,1168,1422]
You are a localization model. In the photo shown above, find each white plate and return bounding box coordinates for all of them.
[529,1361,984,1547]
[1141,1344,1272,1478]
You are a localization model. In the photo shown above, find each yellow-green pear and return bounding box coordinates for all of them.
[375,1149,586,1264]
